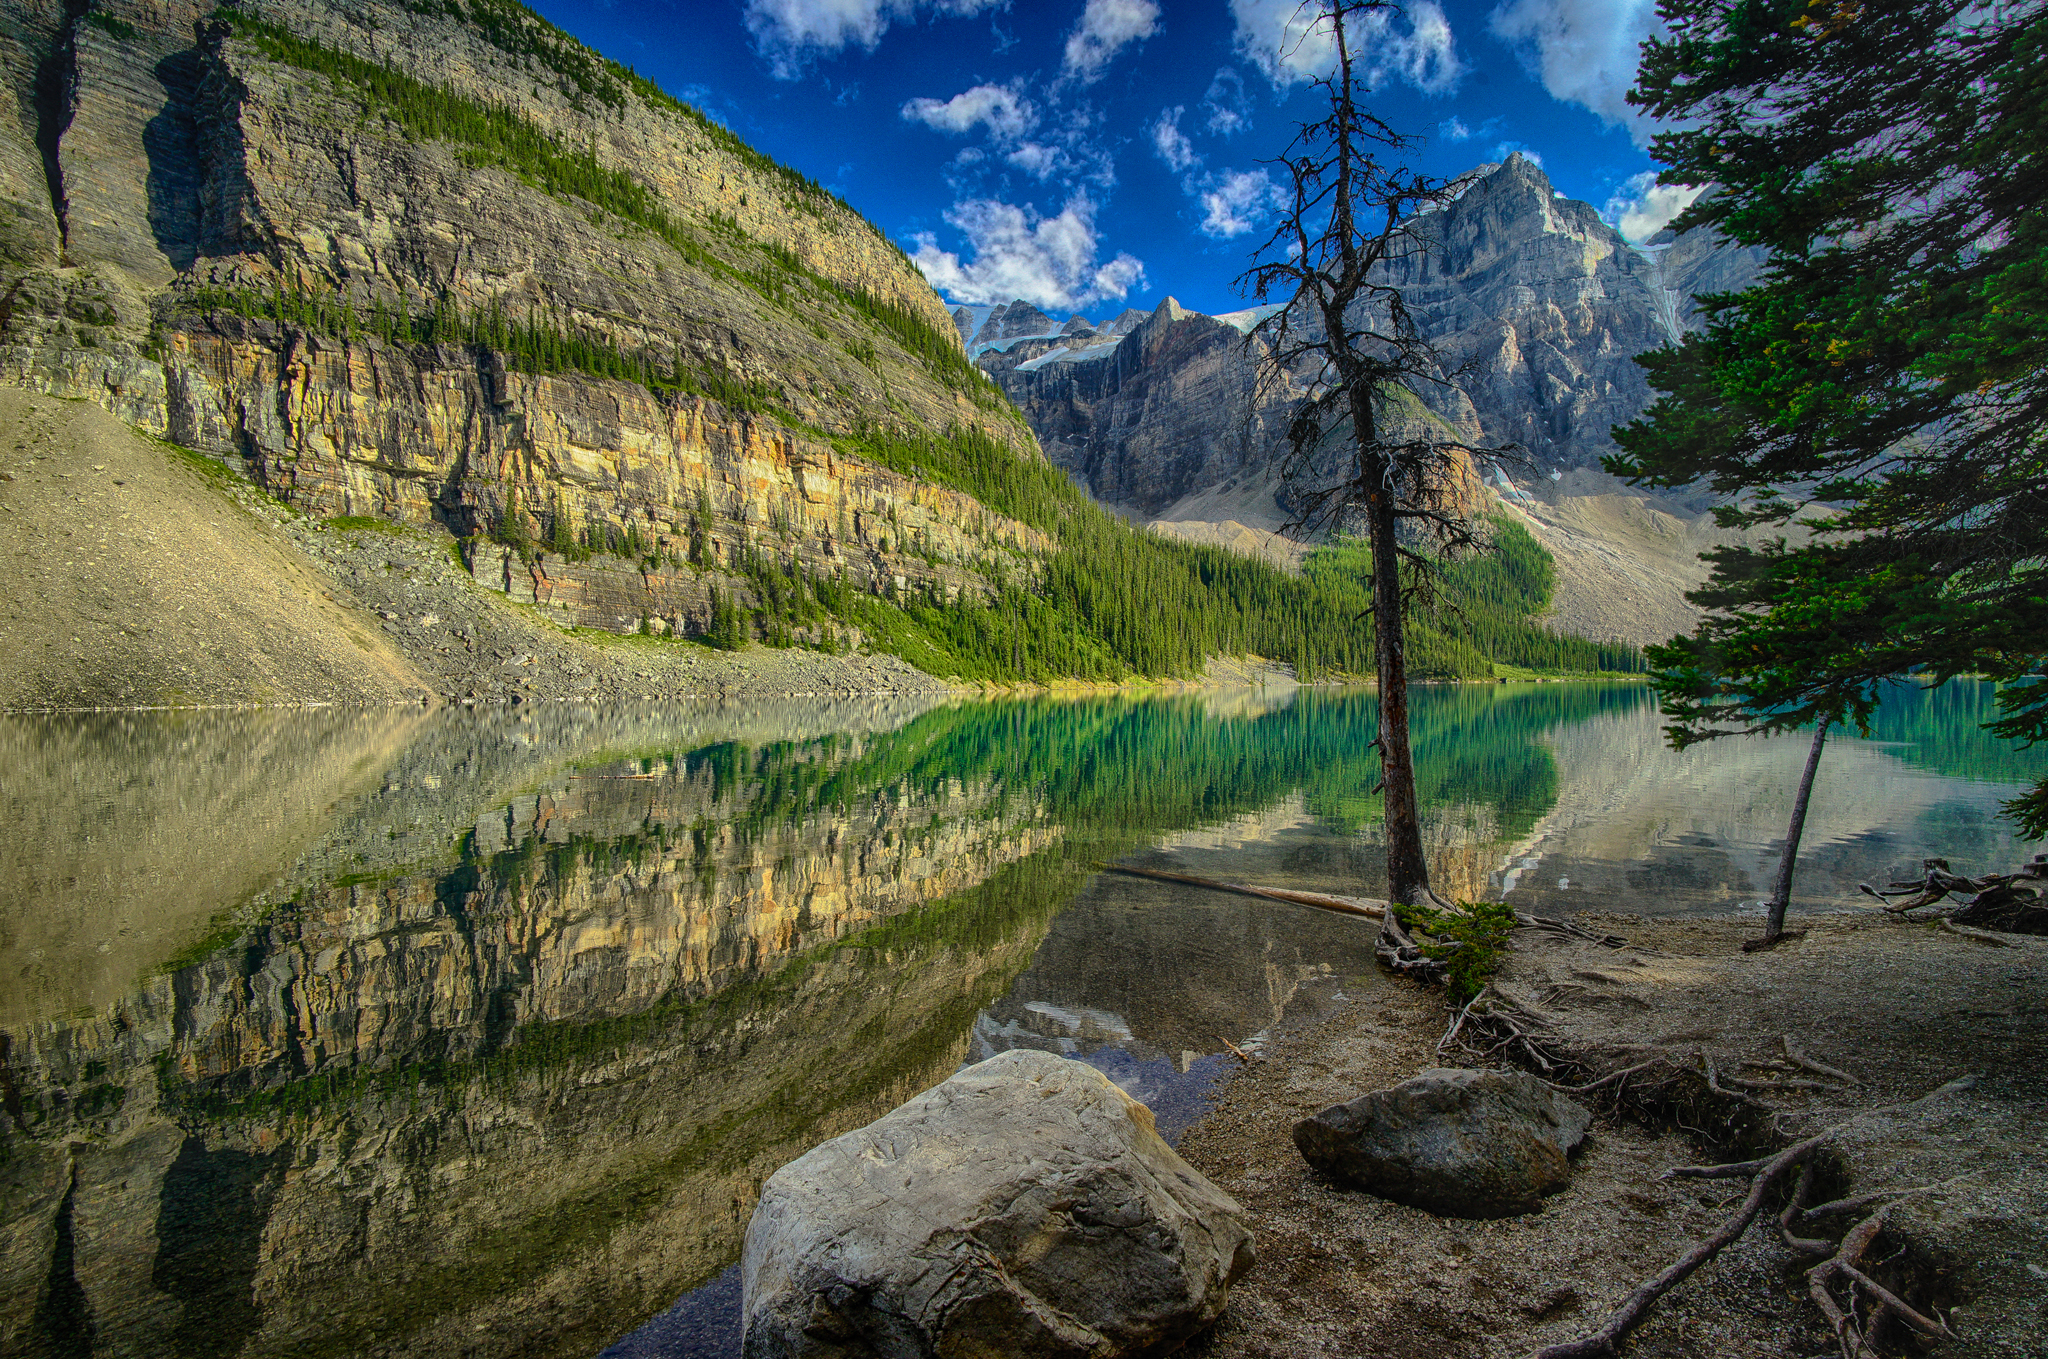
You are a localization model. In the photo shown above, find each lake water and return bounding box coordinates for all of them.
[0,681,2034,1357]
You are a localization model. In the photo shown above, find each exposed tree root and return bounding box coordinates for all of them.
[1740,928,1806,952]
[1375,908,1445,983]
[1806,1205,1956,1359]
[1529,1078,1978,1359]
[1531,1130,1835,1358]
[1938,917,2017,948]
[1779,1034,1862,1086]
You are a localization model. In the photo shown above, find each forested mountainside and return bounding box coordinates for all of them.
[0,0,1635,691]
[965,156,1770,649]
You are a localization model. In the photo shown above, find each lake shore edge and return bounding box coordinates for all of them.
[1175,910,2048,1358]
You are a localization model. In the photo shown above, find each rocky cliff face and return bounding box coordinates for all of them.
[980,156,1765,520]
[981,298,1291,514]
[0,0,1035,639]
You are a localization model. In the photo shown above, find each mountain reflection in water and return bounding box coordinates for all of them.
[0,680,2027,1358]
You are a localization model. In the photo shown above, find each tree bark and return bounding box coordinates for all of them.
[1366,471,1429,905]
[1761,716,1831,942]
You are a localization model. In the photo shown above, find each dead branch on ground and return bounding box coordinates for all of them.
[1860,854,2046,933]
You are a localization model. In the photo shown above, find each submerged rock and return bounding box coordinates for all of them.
[741,1049,1255,1358]
[1292,1067,1591,1218]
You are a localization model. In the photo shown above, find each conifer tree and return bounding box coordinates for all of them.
[1612,0,2048,861]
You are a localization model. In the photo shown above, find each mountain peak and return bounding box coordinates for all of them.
[1491,151,1554,195]
[972,300,1059,347]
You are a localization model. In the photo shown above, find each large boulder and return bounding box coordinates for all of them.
[1292,1067,1591,1218]
[742,1049,1255,1358]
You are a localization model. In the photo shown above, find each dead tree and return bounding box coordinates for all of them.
[1238,0,1509,912]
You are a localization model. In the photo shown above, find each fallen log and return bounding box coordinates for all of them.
[1091,863,1386,919]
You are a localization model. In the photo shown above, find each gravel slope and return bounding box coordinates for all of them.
[0,388,429,709]
[0,389,957,710]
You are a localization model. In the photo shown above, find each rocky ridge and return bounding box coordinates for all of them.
[0,386,961,709]
[979,156,1765,518]
[0,0,1041,656]
[971,157,1773,645]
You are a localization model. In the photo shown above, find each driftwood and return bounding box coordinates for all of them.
[1092,863,1386,918]
[1533,1077,1976,1359]
[1860,854,2047,933]
[1093,864,1633,954]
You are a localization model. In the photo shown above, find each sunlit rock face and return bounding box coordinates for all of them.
[978,157,1765,521]
[0,0,1035,636]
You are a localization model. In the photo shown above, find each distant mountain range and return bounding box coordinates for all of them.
[956,155,1773,646]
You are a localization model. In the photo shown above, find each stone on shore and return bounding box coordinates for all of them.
[1291,1067,1591,1218]
[741,1049,1256,1358]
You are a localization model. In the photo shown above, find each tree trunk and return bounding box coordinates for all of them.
[1366,475,1430,905]
[1761,716,1831,942]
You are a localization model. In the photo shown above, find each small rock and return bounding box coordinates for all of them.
[743,1049,1254,1358]
[1292,1067,1590,1218]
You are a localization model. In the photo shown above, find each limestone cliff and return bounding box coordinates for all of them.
[0,0,1036,642]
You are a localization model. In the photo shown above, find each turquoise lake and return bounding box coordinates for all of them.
[0,680,2035,1356]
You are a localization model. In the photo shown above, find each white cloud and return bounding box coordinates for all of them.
[910,195,1146,309]
[1006,141,1079,180]
[1198,167,1289,239]
[1488,0,1662,148]
[1062,0,1162,85]
[916,86,1115,194]
[1602,170,1705,242]
[746,0,1006,78]
[1494,139,1544,166]
[1440,113,1507,145]
[900,82,1038,142]
[1202,66,1251,136]
[1151,106,1202,173]
[1231,0,1463,95]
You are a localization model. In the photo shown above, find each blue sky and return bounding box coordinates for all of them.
[527,1,1695,322]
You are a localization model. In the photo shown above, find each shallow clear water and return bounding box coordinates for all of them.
[0,680,2032,1356]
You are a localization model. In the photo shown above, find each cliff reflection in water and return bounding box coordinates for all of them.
[0,682,1645,1358]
